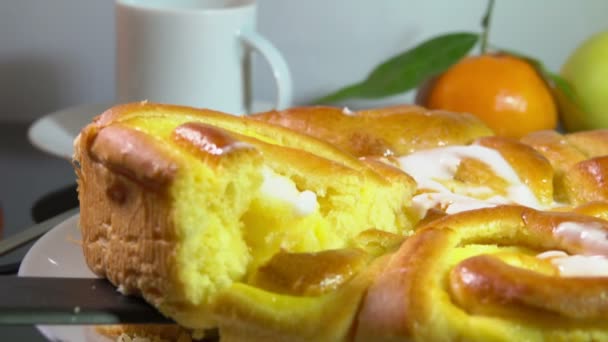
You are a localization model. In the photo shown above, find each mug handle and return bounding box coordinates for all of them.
[239,29,293,112]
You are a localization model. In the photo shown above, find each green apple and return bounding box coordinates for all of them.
[560,30,608,131]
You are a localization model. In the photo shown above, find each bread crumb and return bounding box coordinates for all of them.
[117,285,130,295]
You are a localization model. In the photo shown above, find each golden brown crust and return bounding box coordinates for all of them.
[521,129,608,204]
[563,156,608,205]
[172,122,254,158]
[358,156,416,188]
[354,104,426,117]
[355,228,440,340]
[76,129,177,304]
[572,201,608,221]
[566,129,608,157]
[474,136,554,205]
[250,248,368,296]
[98,102,379,175]
[450,255,608,319]
[356,205,608,341]
[252,106,608,214]
[95,324,202,342]
[520,129,608,170]
[520,130,587,172]
[89,125,178,190]
[252,105,494,157]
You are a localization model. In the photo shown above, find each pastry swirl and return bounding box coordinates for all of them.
[357,205,608,341]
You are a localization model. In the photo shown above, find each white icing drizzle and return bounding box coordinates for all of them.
[536,250,569,259]
[554,221,608,256]
[259,166,319,216]
[410,192,505,218]
[537,250,608,277]
[342,107,355,116]
[397,145,544,218]
[534,222,608,277]
[554,255,608,277]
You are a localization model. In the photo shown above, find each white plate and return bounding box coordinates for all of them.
[27,102,275,160]
[18,214,112,342]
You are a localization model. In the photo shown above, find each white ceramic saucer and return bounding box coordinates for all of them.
[27,104,113,160]
[18,214,112,342]
[27,102,275,160]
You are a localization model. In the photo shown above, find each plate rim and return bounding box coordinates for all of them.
[17,213,108,342]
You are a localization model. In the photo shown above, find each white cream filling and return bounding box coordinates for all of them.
[397,145,545,218]
[259,166,319,216]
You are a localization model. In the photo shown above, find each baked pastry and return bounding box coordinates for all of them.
[521,129,608,204]
[73,102,415,330]
[357,205,608,341]
[95,324,202,342]
[75,103,608,341]
[254,106,608,221]
[204,206,608,341]
[394,135,557,221]
[251,105,494,157]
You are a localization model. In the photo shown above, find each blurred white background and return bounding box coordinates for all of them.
[0,0,607,121]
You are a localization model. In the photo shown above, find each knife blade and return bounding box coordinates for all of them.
[0,276,173,325]
[0,208,79,257]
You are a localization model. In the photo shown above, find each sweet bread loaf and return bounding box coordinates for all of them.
[74,103,608,341]
[357,205,608,341]
[74,102,415,330]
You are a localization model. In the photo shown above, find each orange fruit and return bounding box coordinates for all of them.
[421,54,558,138]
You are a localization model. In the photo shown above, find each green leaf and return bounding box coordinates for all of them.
[314,32,479,104]
[492,46,545,68]
[314,84,364,106]
[493,46,583,110]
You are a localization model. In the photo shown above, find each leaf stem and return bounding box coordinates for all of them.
[480,0,495,54]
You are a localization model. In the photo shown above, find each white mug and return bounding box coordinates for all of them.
[115,0,292,115]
